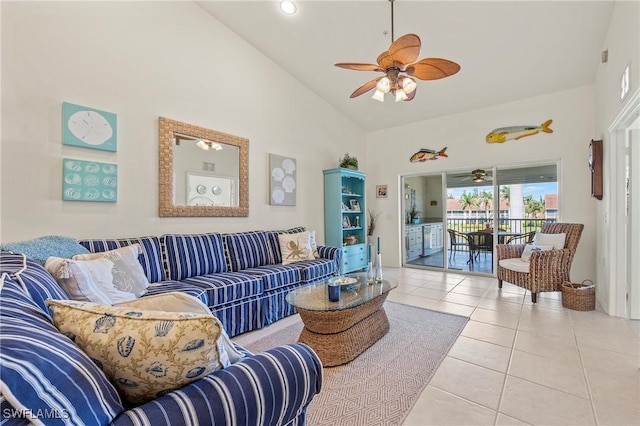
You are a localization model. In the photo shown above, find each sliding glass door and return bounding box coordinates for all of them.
[403,162,558,275]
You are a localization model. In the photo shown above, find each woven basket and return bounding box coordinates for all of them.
[562,280,595,311]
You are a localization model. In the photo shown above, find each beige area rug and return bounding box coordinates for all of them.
[243,302,469,426]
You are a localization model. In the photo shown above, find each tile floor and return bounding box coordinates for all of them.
[235,267,640,426]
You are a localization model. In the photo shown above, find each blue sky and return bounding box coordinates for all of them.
[447,182,557,201]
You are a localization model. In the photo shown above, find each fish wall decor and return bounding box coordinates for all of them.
[410,147,448,162]
[485,119,553,143]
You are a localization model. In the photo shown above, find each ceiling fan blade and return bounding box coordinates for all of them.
[335,62,384,72]
[350,77,382,98]
[389,34,421,65]
[406,58,461,80]
[403,86,417,102]
[376,51,394,70]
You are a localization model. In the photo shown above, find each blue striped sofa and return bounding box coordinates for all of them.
[78,228,342,337]
[0,248,323,425]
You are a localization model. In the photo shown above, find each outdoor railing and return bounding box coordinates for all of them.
[446,218,555,234]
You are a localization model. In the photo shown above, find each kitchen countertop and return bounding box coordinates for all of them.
[405,219,443,226]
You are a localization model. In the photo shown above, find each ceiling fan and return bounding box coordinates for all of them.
[461,169,494,183]
[335,0,461,102]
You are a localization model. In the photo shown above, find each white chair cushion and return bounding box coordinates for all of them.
[533,232,566,249]
[499,258,530,273]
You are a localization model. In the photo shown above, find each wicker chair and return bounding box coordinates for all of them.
[504,231,536,245]
[496,223,584,303]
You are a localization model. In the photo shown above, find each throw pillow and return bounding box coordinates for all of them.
[45,245,150,304]
[279,231,315,264]
[73,244,149,296]
[520,244,555,262]
[117,292,244,366]
[46,299,226,405]
[0,235,90,265]
[533,232,566,249]
[309,230,320,258]
[45,257,114,304]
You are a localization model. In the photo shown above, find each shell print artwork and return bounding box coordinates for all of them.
[63,158,118,203]
[102,164,117,174]
[155,320,174,337]
[271,167,285,182]
[116,378,139,388]
[146,362,168,378]
[93,314,116,334]
[64,188,82,199]
[102,189,116,200]
[65,161,82,172]
[84,189,100,200]
[84,174,100,186]
[282,158,296,174]
[282,176,296,193]
[62,102,117,152]
[67,110,113,146]
[186,366,206,379]
[84,163,100,173]
[65,173,81,185]
[181,339,205,352]
[485,119,553,143]
[117,335,136,357]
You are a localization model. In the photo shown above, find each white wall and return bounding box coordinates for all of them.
[594,0,640,314]
[0,2,365,243]
[366,86,598,284]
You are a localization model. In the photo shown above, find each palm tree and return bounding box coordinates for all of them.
[500,186,510,206]
[459,191,478,223]
[479,190,493,219]
[525,196,546,219]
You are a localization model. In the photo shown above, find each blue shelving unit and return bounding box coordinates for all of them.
[323,168,367,273]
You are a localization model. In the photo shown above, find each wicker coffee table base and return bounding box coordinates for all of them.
[296,294,390,367]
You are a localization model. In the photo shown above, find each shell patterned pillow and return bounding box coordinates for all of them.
[46,299,225,404]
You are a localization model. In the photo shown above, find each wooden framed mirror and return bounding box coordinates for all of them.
[159,117,249,217]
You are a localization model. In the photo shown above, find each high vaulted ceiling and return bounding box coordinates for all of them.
[198,1,614,132]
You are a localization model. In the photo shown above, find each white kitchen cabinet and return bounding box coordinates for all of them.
[405,225,423,261]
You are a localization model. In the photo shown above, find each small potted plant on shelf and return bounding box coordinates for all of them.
[339,153,359,170]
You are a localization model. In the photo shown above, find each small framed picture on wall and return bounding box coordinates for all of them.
[376,185,388,198]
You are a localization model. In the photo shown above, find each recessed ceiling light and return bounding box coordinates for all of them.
[280,0,297,15]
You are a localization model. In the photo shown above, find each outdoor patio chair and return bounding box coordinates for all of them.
[467,231,493,265]
[447,229,470,262]
[497,223,584,303]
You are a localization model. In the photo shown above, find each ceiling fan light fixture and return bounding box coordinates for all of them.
[401,77,417,94]
[473,177,485,183]
[395,89,408,102]
[376,77,391,93]
[372,89,385,102]
[279,0,297,15]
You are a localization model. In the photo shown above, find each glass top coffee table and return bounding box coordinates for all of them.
[285,273,397,367]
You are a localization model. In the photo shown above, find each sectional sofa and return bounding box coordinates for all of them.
[78,227,342,336]
[0,227,340,425]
